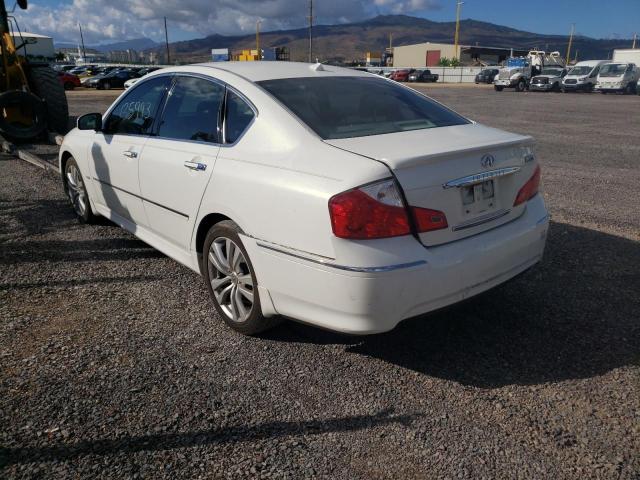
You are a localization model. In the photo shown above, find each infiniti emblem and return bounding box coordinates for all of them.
[481,154,495,168]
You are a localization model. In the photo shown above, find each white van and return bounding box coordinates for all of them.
[596,62,640,94]
[562,60,608,92]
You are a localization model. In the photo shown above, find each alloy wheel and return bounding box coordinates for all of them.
[66,164,87,217]
[207,237,254,323]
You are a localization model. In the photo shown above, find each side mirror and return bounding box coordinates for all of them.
[77,113,102,131]
[17,0,28,9]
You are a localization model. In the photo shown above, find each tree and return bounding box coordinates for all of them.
[55,51,65,61]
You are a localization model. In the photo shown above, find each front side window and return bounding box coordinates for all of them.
[158,76,225,143]
[224,91,255,144]
[258,76,469,140]
[104,76,171,135]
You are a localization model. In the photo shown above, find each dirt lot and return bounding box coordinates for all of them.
[1,86,639,479]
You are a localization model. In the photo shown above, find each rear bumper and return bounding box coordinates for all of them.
[243,195,549,334]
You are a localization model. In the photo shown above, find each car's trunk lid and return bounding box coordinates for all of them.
[325,123,537,246]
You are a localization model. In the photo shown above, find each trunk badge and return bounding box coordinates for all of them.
[481,154,495,168]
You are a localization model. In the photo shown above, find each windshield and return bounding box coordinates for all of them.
[541,68,562,76]
[600,64,627,76]
[258,76,469,140]
[568,66,593,76]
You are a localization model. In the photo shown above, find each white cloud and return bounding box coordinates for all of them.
[16,0,442,44]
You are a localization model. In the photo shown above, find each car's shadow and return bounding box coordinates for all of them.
[264,221,640,388]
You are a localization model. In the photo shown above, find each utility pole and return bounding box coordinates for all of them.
[164,16,170,65]
[454,1,464,60]
[308,0,313,62]
[566,23,575,65]
[78,23,86,63]
[389,32,393,50]
[633,33,637,49]
[256,20,261,60]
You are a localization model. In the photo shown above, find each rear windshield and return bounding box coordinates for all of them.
[258,76,469,140]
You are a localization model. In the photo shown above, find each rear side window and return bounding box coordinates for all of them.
[158,76,225,143]
[105,76,171,135]
[258,76,469,140]
[224,91,255,144]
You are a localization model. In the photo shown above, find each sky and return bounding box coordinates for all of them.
[14,0,640,45]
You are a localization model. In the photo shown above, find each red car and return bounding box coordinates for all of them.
[57,71,81,90]
[389,69,415,82]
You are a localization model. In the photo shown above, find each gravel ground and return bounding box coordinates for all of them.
[1,86,639,479]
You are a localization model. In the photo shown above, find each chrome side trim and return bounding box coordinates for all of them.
[443,166,521,189]
[256,242,427,273]
[452,209,511,231]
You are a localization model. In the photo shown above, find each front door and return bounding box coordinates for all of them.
[90,75,172,227]
[139,75,225,249]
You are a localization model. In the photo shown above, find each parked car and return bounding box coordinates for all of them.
[408,69,439,83]
[57,71,81,90]
[390,69,415,82]
[61,63,548,336]
[81,72,110,87]
[124,67,162,89]
[596,62,639,94]
[529,67,567,92]
[89,70,140,89]
[562,60,607,92]
[475,68,499,84]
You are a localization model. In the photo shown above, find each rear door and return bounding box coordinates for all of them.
[138,75,225,250]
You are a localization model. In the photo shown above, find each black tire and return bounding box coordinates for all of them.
[64,82,75,90]
[0,90,47,140]
[624,83,634,95]
[203,220,282,335]
[63,157,96,224]
[515,79,526,92]
[27,65,70,134]
[494,85,503,92]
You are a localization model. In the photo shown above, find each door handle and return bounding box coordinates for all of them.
[184,160,207,171]
[123,150,138,158]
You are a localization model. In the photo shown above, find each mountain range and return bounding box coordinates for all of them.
[150,15,634,64]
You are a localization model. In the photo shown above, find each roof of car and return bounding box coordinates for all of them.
[193,61,371,82]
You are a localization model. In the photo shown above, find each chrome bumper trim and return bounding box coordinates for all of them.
[256,242,427,273]
[453,209,511,231]
[443,166,521,189]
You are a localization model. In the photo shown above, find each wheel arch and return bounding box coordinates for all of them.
[194,212,235,273]
[60,150,74,184]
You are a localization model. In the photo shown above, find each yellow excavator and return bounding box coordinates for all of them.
[0,0,68,140]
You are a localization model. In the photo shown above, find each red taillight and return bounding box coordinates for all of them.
[513,165,541,207]
[328,179,448,239]
[412,207,448,233]
[329,184,410,239]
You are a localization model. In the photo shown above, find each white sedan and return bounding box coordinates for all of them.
[60,62,549,335]
[123,77,139,89]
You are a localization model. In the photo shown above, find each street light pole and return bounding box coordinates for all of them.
[566,23,575,65]
[308,0,313,62]
[164,16,170,65]
[454,1,464,60]
[256,20,261,60]
[78,23,86,63]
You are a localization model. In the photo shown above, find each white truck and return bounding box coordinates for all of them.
[494,50,565,92]
[596,62,639,94]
